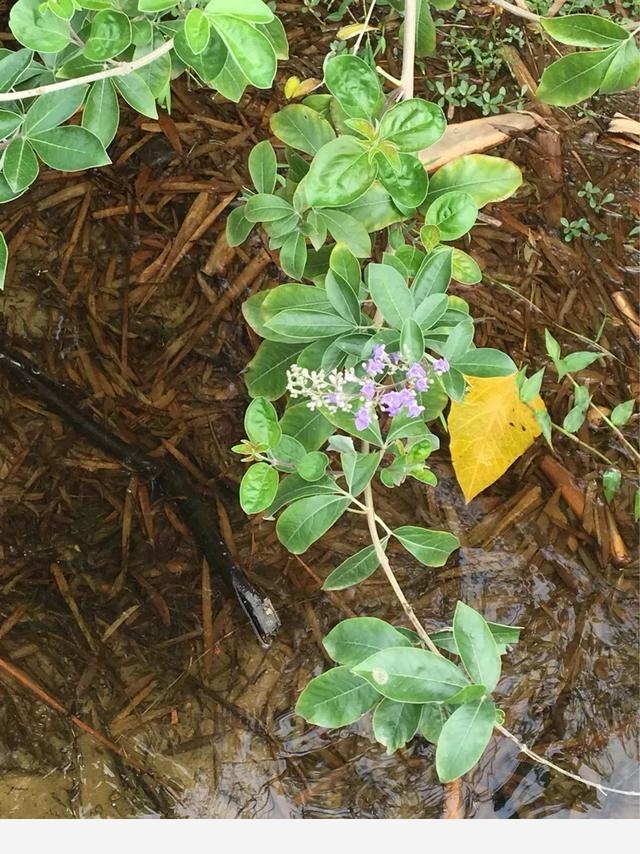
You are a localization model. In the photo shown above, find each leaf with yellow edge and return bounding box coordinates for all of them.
[336,23,378,41]
[284,76,322,99]
[448,373,546,502]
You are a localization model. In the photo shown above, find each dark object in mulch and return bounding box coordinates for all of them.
[0,343,280,647]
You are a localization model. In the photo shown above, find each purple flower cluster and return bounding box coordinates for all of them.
[286,343,451,434]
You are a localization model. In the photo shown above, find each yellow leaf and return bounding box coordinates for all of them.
[284,76,322,99]
[448,373,546,503]
[336,23,377,40]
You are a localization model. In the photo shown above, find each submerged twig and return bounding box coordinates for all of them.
[0,344,280,646]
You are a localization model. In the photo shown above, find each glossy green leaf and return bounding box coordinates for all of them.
[0,48,34,92]
[324,617,411,666]
[330,243,360,293]
[297,451,329,482]
[537,47,616,107]
[244,340,302,400]
[610,398,634,427]
[82,79,119,148]
[2,138,38,193]
[413,248,453,303]
[244,396,281,447]
[342,183,403,232]
[400,318,425,363]
[115,71,158,119]
[280,403,334,451]
[265,308,356,342]
[266,473,340,516]
[84,10,132,62]
[342,451,380,497]
[318,209,371,258]
[29,126,110,171]
[325,270,361,324]
[245,194,295,222]
[451,248,482,284]
[368,263,414,330]
[280,231,307,280]
[184,8,211,55]
[248,140,277,195]
[418,702,447,744]
[10,0,71,53]
[324,54,383,119]
[270,105,335,156]
[0,110,24,141]
[393,526,459,567]
[276,493,350,553]
[174,26,227,83]
[352,647,469,703]
[378,98,446,152]
[373,698,422,753]
[541,14,628,48]
[305,137,376,208]
[24,87,87,137]
[211,15,276,88]
[431,621,521,656]
[435,697,496,782]
[295,665,380,728]
[205,0,274,23]
[453,602,501,693]
[452,349,516,378]
[257,15,289,59]
[599,38,640,95]
[377,152,429,209]
[323,543,383,591]
[426,154,522,208]
[424,191,478,241]
[240,462,278,514]
[414,293,448,332]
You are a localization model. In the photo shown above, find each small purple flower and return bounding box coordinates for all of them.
[433,357,450,376]
[325,393,339,406]
[355,406,371,431]
[365,343,387,375]
[415,376,430,392]
[390,351,401,365]
[407,362,426,381]
[361,379,376,401]
[380,387,425,419]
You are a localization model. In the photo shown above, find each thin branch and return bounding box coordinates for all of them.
[400,0,418,99]
[0,39,174,103]
[486,0,541,22]
[352,0,379,56]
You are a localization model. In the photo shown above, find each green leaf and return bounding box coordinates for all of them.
[537,47,616,107]
[544,328,561,361]
[280,231,307,280]
[415,0,436,57]
[395,245,426,277]
[10,0,71,53]
[174,26,227,83]
[24,87,87,137]
[602,468,621,504]
[435,697,496,782]
[323,543,383,590]
[29,126,110,171]
[270,105,335,156]
[451,349,516,378]
[138,0,180,10]
[600,38,640,95]
[325,270,361,324]
[276,493,350,553]
[414,293,448,332]
[257,16,288,60]
[452,602,501,693]
[297,451,329,482]
[368,263,414,330]
[0,110,24,141]
[266,473,340,516]
[541,14,628,48]
[424,191,478,242]
[413,248,453,303]
[341,183,403,232]
[114,71,158,119]
[352,647,469,703]
[272,434,306,470]
[280,402,334,451]
[0,232,7,291]
[556,350,601,378]
[2,138,38,193]
[226,205,253,247]
[244,397,281,447]
[377,152,429,210]
[324,54,383,119]
[82,79,119,148]
[265,308,356,342]
[451,248,482,284]
[240,462,278,514]
[431,621,521,656]
[393,526,459,567]
[184,8,211,55]
[210,15,276,88]
[418,702,447,744]
[248,140,277,194]
[610,398,634,427]
[400,318,425,363]
[342,451,380,497]
[245,193,294,223]
[330,243,361,293]
[205,0,274,23]
[324,617,412,666]
[0,49,34,93]
[373,698,421,753]
[244,340,302,400]
[425,154,522,208]
[295,665,380,728]
[84,10,132,62]
[305,137,376,208]
[378,98,446,152]
[318,210,371,258]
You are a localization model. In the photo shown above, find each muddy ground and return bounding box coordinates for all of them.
[0,3,638,819]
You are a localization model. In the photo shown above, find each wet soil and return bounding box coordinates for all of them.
[0,3,638,819]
